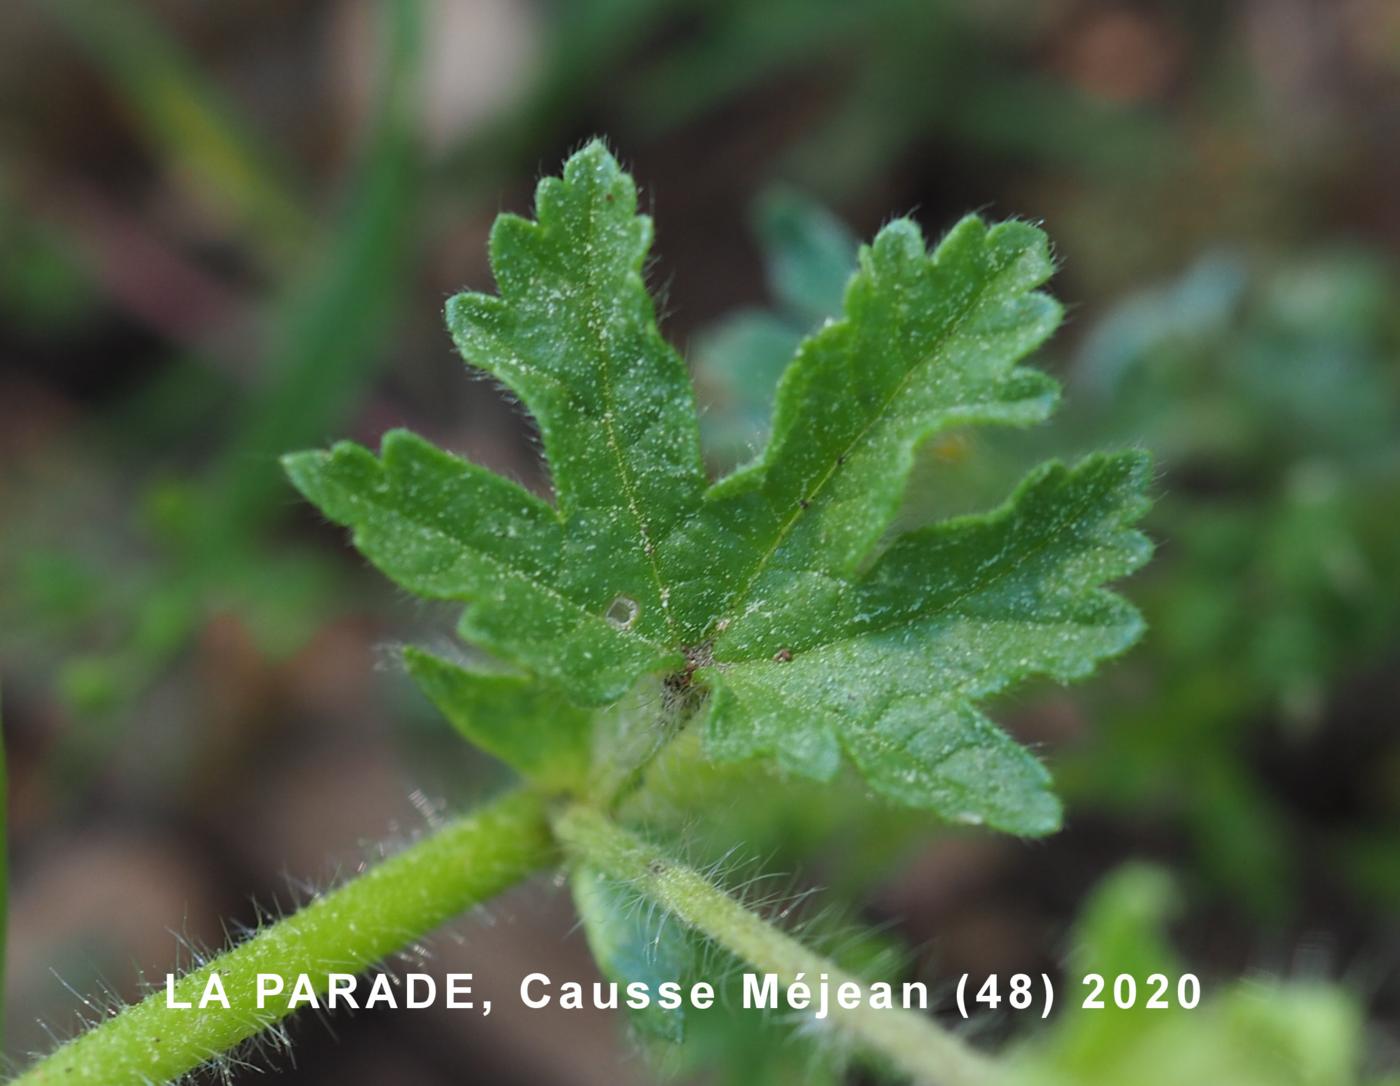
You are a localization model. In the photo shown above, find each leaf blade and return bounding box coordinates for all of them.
[699,452,1153,834]
[445,141,707,643]
[283,146,1154,832]
[404,648,592,789]
[666,215,1063,636]
[284,429,679,702]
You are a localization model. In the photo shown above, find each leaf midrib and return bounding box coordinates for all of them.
[712,243,1033,637]
[715,471,1137,667]
[579,196,680,645]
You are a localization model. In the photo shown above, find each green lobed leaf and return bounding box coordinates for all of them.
[662,213,1063,632]
[286,141,1150,833]
[283,430,678,701]
[445,142,708,647]
[700,453,1151,834]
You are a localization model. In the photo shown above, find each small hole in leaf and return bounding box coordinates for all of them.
[606,595,640,629]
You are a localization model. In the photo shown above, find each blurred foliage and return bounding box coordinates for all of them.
[0,0,422,784]
[694,187,857,471]
[0,175,94,332]
[1057,248,1400,919]
[1012,865,1392,1086]
[40,0,310,265]
[445,0,1179,229]
[613,0,1168,195]
[0,690,7,1036]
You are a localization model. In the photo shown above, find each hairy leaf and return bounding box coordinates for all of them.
[284,430,678,700]
[662,214,1062,631]
[445,144,708,647]
[287,141,1150,832]
[702,454,1151,834]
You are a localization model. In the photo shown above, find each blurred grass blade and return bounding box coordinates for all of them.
[212,0,423,537]
[40,0,310,262]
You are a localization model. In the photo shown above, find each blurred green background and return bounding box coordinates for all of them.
[1,0,1397,1082]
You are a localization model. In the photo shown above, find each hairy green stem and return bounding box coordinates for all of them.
[9,789,553,1086]
[554,804,999,1086]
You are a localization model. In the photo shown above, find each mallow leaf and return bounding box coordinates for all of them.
[285,140,1151,834]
